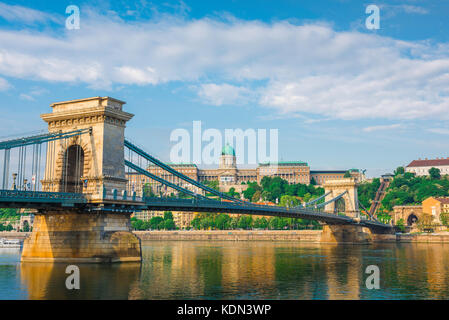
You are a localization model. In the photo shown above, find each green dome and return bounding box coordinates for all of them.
[222,144,235,156]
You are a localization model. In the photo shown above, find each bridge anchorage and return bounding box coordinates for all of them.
[0,97,393,263]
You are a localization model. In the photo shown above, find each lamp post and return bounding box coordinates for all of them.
[12,173,17,190]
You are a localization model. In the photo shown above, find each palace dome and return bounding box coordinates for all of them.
[221,144,235,156]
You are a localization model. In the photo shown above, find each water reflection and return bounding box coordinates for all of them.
[21,262,141,299]
[9,242,449,299]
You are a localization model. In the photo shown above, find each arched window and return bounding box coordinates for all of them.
[61,145,84,193]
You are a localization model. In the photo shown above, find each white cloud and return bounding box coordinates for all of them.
[362,124,403,132]
[0,6,447,120]
[19,93,34,101]
[0,77,10,90]
[393,5,428,15]
[115,66,159,85]
[428,128,449,135]
[0,2,60,24]
[197,83,254,106]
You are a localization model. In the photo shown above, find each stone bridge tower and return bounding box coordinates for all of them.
[21,97,141,263]
[40,97,133,201]
[323,178,359,218]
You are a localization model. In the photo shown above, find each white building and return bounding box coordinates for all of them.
[405,158,449,176]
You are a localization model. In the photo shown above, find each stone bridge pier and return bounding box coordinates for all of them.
[21,97,142,263]
[320,178,393,243]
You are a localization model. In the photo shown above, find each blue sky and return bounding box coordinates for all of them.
[0,0,448,177]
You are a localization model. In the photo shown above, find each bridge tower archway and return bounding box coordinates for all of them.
[61,144,85,193]
[40,97,134,200]
[323,178,359,218]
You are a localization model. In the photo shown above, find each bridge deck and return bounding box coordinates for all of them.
[0,190,392,229]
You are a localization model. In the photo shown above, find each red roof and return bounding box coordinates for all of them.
[436,197,449,204]
[407,158,449,167]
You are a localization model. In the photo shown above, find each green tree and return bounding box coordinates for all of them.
[344,171,351,178]
[396,218,405,232]
[251,190,261,202]
[215,214,231,230]
[429,167,441,179]
[238,215,253,229]
[131,219,144,230]
[254,217,268,229]
[163,211,173,220]
[279,195,299,207]
[441,212,449,227]
[227,187,240,198]
[164,219,176,230]
[149,216,164,230]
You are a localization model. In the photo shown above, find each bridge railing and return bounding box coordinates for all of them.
[0,189,86,202]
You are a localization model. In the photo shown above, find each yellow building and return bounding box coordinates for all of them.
[422,197,449,224]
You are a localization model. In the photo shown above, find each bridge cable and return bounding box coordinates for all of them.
[315,191,348,209]
[301,191,331,208]
[124,160,211,201]
[124,139,244,203]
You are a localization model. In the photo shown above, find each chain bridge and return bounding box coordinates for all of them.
[0,97,392,263]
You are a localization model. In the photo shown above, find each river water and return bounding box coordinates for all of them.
[1,241,449,300]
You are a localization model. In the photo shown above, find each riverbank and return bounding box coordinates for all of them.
[135,230,449,243]
[135,230,323,241]
[4,230,449,243]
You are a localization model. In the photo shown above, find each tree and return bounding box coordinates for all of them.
[238,215,253,229]
[394,166,405,176]
[215,214,231,230]
[164,219,176,230]
[191,217,201,230]
[227,187,240,198]
[131,219,144,230]
[344,171,351,178]
[254,217,268,229]
[163,211,173,220]
[204,180,219,191]
[418,213,435,231]
[429,167,441,179]
[149,216,164,230]
[251,190,261,202]
[279,195,299,207]
[396,218,405,232]
[441,212,449,227]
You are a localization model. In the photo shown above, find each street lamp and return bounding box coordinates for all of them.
[12,173,17,190]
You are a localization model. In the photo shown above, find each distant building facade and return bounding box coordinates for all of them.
[406,158,449,176]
